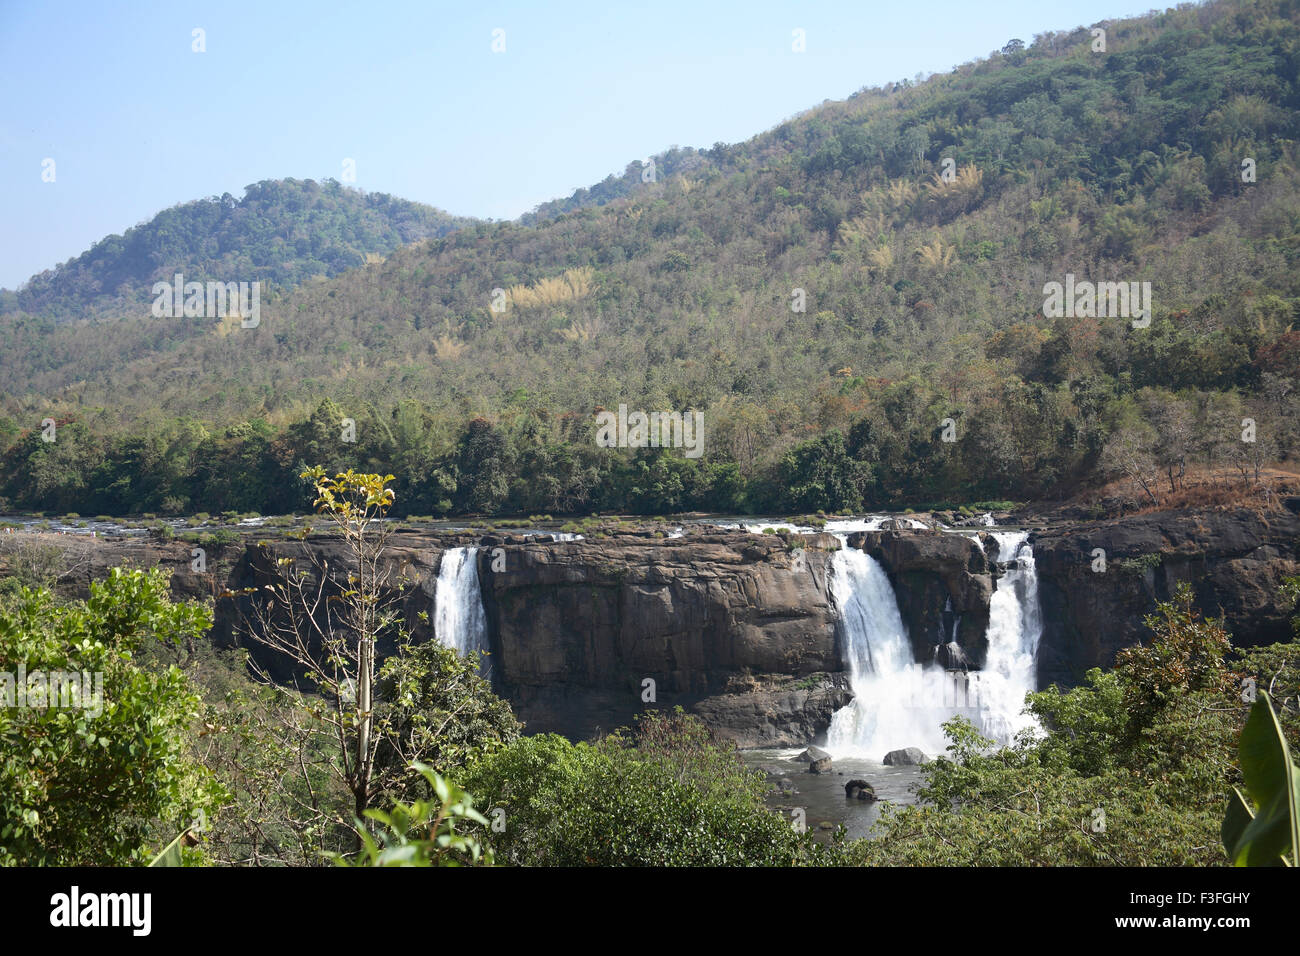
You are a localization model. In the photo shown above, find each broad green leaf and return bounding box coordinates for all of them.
[1222,787,1254,865]
[148,832,187,867]
[1227,692,1299,866]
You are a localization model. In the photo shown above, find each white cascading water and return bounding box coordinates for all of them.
[825,545,962,756]
[976,531,1044,742]
[823,526,1044,759]
[434,546,490,671]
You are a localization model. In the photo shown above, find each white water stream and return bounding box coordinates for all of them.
[434,546,490,672]
[823,526,1044,759]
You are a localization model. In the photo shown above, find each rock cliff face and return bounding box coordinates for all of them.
[479,532,848,746]
[1030,505,1300,687]
[29,528,850,747]
[8,503,1298,747]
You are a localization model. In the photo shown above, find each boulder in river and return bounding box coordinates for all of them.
[883,747,927,766]
[798,745,833,774]
[845,779,876,801]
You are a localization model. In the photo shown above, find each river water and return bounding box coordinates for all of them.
[740,749,925,841]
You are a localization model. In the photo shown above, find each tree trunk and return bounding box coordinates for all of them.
[354,634,374,849]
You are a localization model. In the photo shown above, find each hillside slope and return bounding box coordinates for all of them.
[0,177,471,321]
[1,0,1298,518]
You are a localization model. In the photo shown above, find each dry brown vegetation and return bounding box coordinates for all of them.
[0,531,97,589]
[1082,464,1300,516]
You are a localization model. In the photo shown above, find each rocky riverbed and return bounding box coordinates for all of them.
[740,749,925,841]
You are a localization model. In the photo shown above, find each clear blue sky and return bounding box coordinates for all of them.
[0,0,1143,289]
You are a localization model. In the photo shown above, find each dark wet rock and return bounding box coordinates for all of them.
[845,779,876,801]
[796,746,831,763]
[1032,508,1300,687]
[798,745,833,774]
[474,531,849,747]
[846,529,993,665]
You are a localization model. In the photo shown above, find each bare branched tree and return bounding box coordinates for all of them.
[1100,426,1161,506]
[235,468,401,846]
[0,532,94,591]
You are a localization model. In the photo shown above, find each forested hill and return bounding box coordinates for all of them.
[0,178,471,320]
[2,0,1299,518]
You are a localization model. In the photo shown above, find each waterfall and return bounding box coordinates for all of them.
[977,531,1044,742]
[434,546,490,673]
[824,528,1045,759]
[825,544,960,757]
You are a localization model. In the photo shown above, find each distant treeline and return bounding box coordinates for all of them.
[2,350,1296,518]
